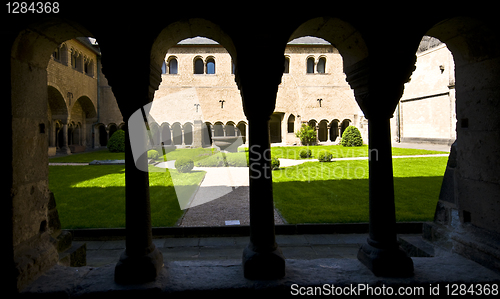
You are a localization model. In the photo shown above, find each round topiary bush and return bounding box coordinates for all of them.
[107,130,125,152]
[299,149,312,158]
[147,149,160,160]
[341,126,363,147]
[271,157,280,170]
[318,150,333,162]
[175,157,194,173]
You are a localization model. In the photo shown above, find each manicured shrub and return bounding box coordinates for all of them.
[318,150,333,162]
[295,124,317,145]
[341,126,363,147]
[107,130,125,152]
[147,149,160,160]
[271,157,280,170]
[299,149,312,158]
[175,157,194,173]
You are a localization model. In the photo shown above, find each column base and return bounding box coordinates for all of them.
[114,245,164,284]
[242,243,286,280]
[357,240,414,277]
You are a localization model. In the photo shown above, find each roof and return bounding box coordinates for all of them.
[175,36,331,46]
[287,36,331,45]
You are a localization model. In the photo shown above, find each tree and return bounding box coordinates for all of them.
[341,126,363,147]
[295,123,317,145]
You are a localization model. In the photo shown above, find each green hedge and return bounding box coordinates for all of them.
[107,130,125,152]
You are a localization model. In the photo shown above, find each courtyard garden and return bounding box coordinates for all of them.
[48,144,449,229]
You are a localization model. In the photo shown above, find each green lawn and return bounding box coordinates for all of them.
[272,156,448,224]
[49,164,205,229]
[269,144,447,160]
[49,146,449,228]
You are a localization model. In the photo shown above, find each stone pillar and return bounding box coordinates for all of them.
[114,123,164,284]
[61,121,71,154]
[357,116,414,277]
[192,120,203,148]
[237,52,285,280]
[243,117,285,279]
[345,56,416,278]
[112,58,164,284]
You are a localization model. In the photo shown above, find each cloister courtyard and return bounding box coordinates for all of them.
[48,143,449,229]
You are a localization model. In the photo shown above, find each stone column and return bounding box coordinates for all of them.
[114,122,164,284]
[357,116,414,277]
[112,59,164,284]
[61,121,71,154]
[192,120,203,148]
[237,52,285,280]
[345,56,415,277]
[242,116,285,279]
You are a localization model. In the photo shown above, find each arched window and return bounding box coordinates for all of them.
[169,57,178,74]
[194,57,204,74]
[206,57,215,74]
[287,114,295,133]
[307,57,315,73]
[317,57,326,73]
[284,57,290,73]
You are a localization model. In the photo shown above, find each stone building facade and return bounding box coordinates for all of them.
[392,36,456,145]
[151,36,364,148]
[47,37,123,155]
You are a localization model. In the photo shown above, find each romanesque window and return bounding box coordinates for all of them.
[84,58,94,77]
[52,47,60,61]
[317,57,326,73]
[168,57,178,74]
[206,57,215,74]
[287,114,295,133]
[71,49,83,72]
[284,57,290,73]
[307,57,315,73]
[194,57,204,74]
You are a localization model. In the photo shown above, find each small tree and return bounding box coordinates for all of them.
[341,126,363,147]
[295,123,317,145]
[107,130,126,152]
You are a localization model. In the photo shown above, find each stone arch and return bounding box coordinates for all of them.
[340,119,351,136]
[236,121,247,144]
[183,122,193,145]
[167,56,178,74]
[108,123,118,139]
[47,85,68,119]
[318,119,329,142]
[206,56,216,74]
[329,119,340,141]
[317,56,327,73]
[225,121,236,136]
[203,122,213,146]
[96,123,108,147]
[160,122,172,145]
[171,122,183,145]
[193,56,204,74]
[213,121,224,137]
[287,114,295,133]
[288,17,368,72]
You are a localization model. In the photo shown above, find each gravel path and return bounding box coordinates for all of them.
[178,186,285,227]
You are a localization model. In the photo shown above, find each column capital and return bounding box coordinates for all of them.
[344,56,416,120]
